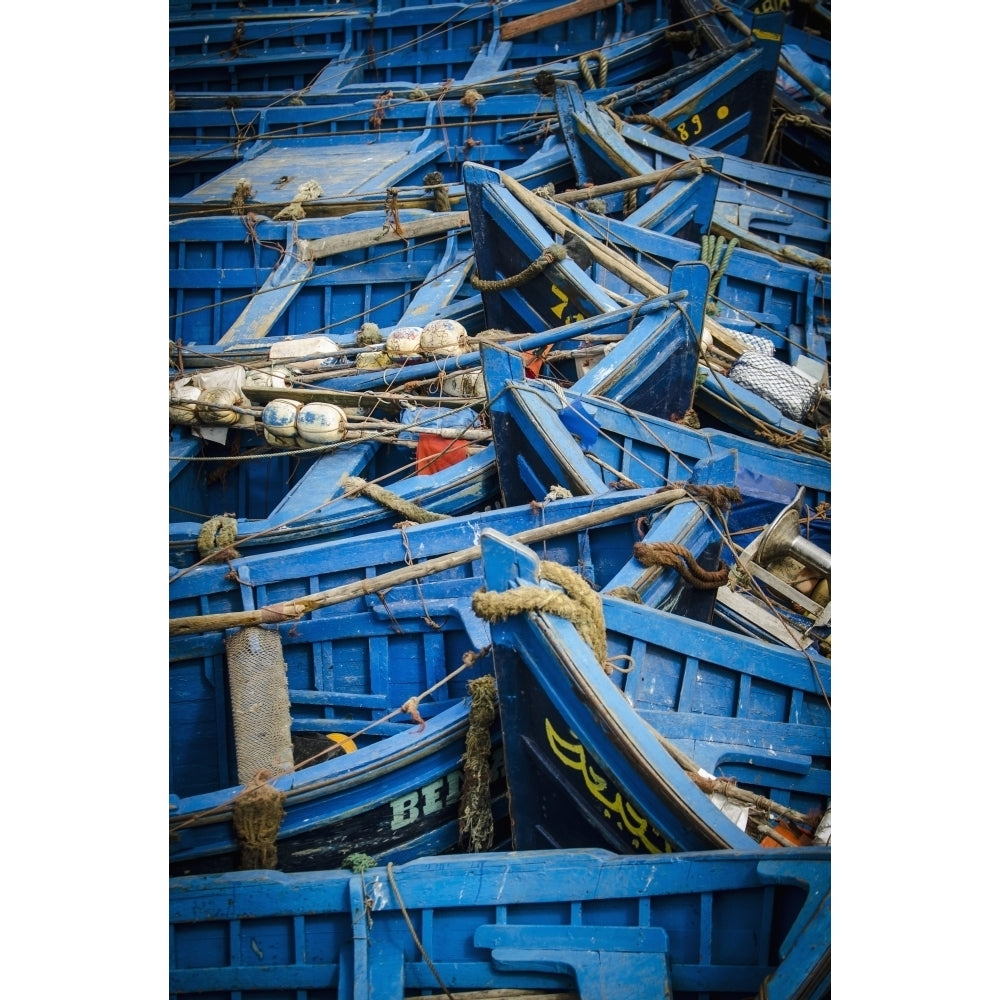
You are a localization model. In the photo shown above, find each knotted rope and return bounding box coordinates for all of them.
[631,541,730,589]
[197,514,239,560]
[533,70,556,96]
[340,476,450,522]
[229,178,253,216]
[460,88,484,112]
[469,243,568,292]
[579,50,608,90]
[232,776,285,870]
[422,170,451,212]
[683,483,743,510]
[472,560,609,672]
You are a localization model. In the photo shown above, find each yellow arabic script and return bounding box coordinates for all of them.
[545,718,669,853]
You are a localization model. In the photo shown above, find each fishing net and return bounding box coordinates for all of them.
[727,351,821,422]
[226,626,295,785]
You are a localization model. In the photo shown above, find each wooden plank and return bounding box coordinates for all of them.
[499,0,620,41]
[299,211,469,260]
[169,488,687,636]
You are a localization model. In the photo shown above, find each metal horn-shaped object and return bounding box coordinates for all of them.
[755,488,830,578]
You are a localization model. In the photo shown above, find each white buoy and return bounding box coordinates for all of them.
[169,382,202,425]
[261,398,302,447]
[385,326,424,358]
[196,386,243,426]
[295,402,348,445]
[420,318,467,357]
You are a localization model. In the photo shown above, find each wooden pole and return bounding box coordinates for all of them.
[497,172,669,298]
[169,488,686,636]
[551,161,706,204]
[298,211,470,261]
[499,0,620,41]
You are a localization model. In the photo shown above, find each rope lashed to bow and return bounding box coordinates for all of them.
[469,243,568,292]
[472,559,608,671]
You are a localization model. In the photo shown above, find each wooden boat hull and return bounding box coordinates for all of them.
[169,489,700,872]
[562,83,832,260]
[169,847,831,1000]
[169,1,677,106]
[169,295,712,568]
[462,160,830,451]
[481,341,831,509]
[476,528,830,852]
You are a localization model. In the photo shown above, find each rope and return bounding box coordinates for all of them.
[196,514,239,560]
[471,560,609,672]
[229,178,253,216]
[339,476,451,522]
[683,483,743,510]
[386,863,456,1000]
[422,170,451,212]
[533,70,556,95]
[469,243,567,292]
[458,675,497,852]
[700,235,739,313]
[232,777,285,870]
[578,50,608,90]
[625,111,680,141]
[762,111,831,166]
[631,541,730,589]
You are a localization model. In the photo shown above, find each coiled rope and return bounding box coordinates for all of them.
[469,243,568,292]
[197,514,239,560]
[472,559,609,672]
[631,541,730,589]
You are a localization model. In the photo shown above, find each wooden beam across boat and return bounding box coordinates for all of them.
[499,0,621,41]
[169,487,687,636]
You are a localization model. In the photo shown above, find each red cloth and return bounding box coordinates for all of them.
[415,434,469,475]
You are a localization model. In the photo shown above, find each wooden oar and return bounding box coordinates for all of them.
[169,488,686,636]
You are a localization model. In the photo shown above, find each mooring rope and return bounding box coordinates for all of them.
[626,111,680,140]
[385,863,456,1000]
[631,541,731,589]
[340,475,451,522]
[469,243,568,292]
[701,234,740,313]
[232,777,285,870]
[578,50,608,90]
[422,170,451,212]
[472,559,609,672]
[458,674,497,852]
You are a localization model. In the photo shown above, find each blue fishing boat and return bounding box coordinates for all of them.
[168,0,676,107]
[481,340,830,510]
[169,88,576,208]
[463,160,831,454]
[677,0,830,175]
[169,846,831,999]
[473,526,831,852]
[561,80,832,261]
[168,487,695,874]
[170,282,709,569]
